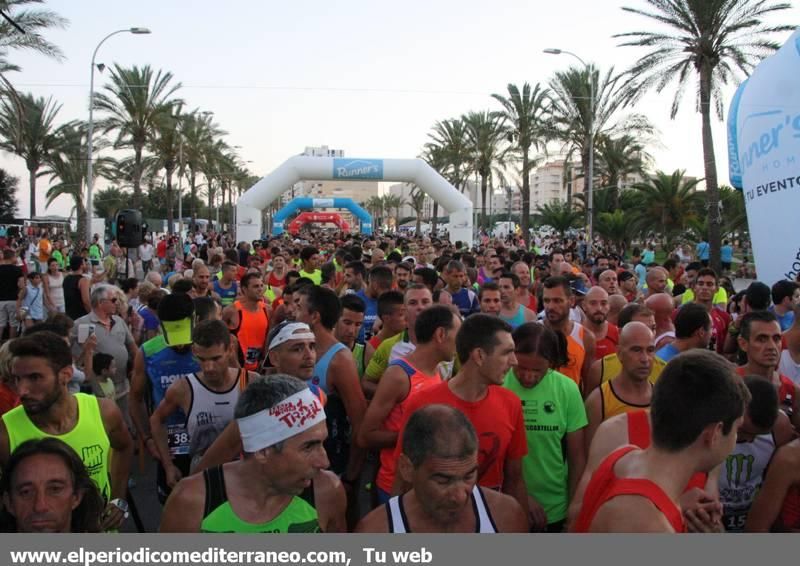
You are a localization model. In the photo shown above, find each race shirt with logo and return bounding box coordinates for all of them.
[142,335,201,456]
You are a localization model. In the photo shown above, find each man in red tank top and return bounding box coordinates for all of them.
[581,286,619,361]
[571,350,748,532]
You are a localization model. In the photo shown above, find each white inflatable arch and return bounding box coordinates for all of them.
[236,156,473,244]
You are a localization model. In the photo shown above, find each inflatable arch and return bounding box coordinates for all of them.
[275,198,367,236]
[236,156,473,244]
[727,29,800,284]
[288,211,350,236]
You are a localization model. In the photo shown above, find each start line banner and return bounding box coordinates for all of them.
[1,534,788,566]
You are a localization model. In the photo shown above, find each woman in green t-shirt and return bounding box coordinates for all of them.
[503,322,588,532]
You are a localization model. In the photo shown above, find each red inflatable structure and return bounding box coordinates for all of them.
[288,212,350,235]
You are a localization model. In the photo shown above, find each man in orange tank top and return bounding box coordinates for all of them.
[358,306,460,503]
[542,276,595,392]
[222,273,269,372]
[571,350,748,532]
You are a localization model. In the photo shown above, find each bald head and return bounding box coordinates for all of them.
[646,267,668,295]
[618,321,656,381]
[608,294,628,326]
[583,286,610,325]
[645,293,674,321]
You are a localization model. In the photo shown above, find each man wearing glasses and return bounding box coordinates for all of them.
[71,284,138,427]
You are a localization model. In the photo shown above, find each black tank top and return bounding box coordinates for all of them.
[64,274,88,320]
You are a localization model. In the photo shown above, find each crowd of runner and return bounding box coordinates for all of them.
[0,225,798,533]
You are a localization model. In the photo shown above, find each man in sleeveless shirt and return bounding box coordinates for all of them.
[222,273,269,372]
[295,285,366,484]
[159,375,346,532]
[498,272,536,329]
[130,292,202,503]
[645,293,676,351]
[151,320,259,488]
[0,332,133,531]
[212,261,239,307]
[584,322,656,452]
[356,405,527,533]
[334,294,366,379]
[581,286,619,361]
[542,276,595,392]
[571,350,748,532]
[358,306,460,503]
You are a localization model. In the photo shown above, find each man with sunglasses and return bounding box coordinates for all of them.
[71,285,138,428]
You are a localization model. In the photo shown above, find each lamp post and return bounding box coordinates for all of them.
[543,48,594,247]
[86,27,151,243]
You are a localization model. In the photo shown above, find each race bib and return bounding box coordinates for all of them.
[167,423,191,456]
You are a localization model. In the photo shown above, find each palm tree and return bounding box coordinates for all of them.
[0,1,68,113]
[93,64,182,207]
[0,168,19,220]
[92,186,130,220]
[181,111,225,227]
[548,64,652,216]
[630,169,704,249]
[595,209,638,254]
[594,133,651,207]
[406,186,427,235]
[462,110,507,229]
[533,201,582,237]
[424,118,472,233]
[492,82,550,246]
[42,122,107,239]
[615,0,792,272]
[364,195,384,229]
[148,104,183,233]
[382,194,402,229]
[0,93,64,217]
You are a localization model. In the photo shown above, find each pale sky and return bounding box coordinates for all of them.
[1,0,797,218]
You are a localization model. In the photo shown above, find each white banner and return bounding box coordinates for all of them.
[728,29,800,283]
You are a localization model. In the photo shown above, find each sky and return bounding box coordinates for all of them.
[0,0,798,219]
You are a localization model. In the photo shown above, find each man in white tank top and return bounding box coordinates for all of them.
[355,405,527,533]
[150,320,258,487]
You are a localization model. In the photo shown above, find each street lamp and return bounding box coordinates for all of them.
[86,27,151,243]
[544,48,594,247]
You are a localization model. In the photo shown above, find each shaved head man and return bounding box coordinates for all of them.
[584,321,656,451]
[582,287,619,361]
[645,267,668,297]
[607,294,628,327]
[645,293,676,350]
[598,270,620,296]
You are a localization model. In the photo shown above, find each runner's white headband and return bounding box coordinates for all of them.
[237,389,326,452]
[268,322,315,351]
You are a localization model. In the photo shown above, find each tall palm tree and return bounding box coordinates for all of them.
[548,64,652,215]
[148,104,183,233]
[462,110,508,229]
[492,82,551,246]
[0,93,64,216]
[93,64,182,207]
[630,169,704,249]
[533,201,582,238]
[615,0,792,272]
[92,186,130,220]
[424,118,472,232]
[595,209,638,254]
[181,110,225,227]
[382,194,402,228]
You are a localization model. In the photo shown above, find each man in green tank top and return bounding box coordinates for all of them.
[0,332,133,531]
[159,375,346,532]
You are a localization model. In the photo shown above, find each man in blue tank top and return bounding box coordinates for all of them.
[130,292,201,503]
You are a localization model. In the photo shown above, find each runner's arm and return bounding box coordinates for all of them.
[79,277,92,313]
[193,420,242,473]
[583,359,603,399]
[502,457,531,526]
[566,427,587,501]
[99,398,133,501]
[129,349,157,458]
[149,379,189,484]
[746,445,800,532]
[583,388,603,456]
[314,470,347,533]
[580,330,596,387]
[356,365,408,449]
[329,352,367,481]
[158,474,205,533]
